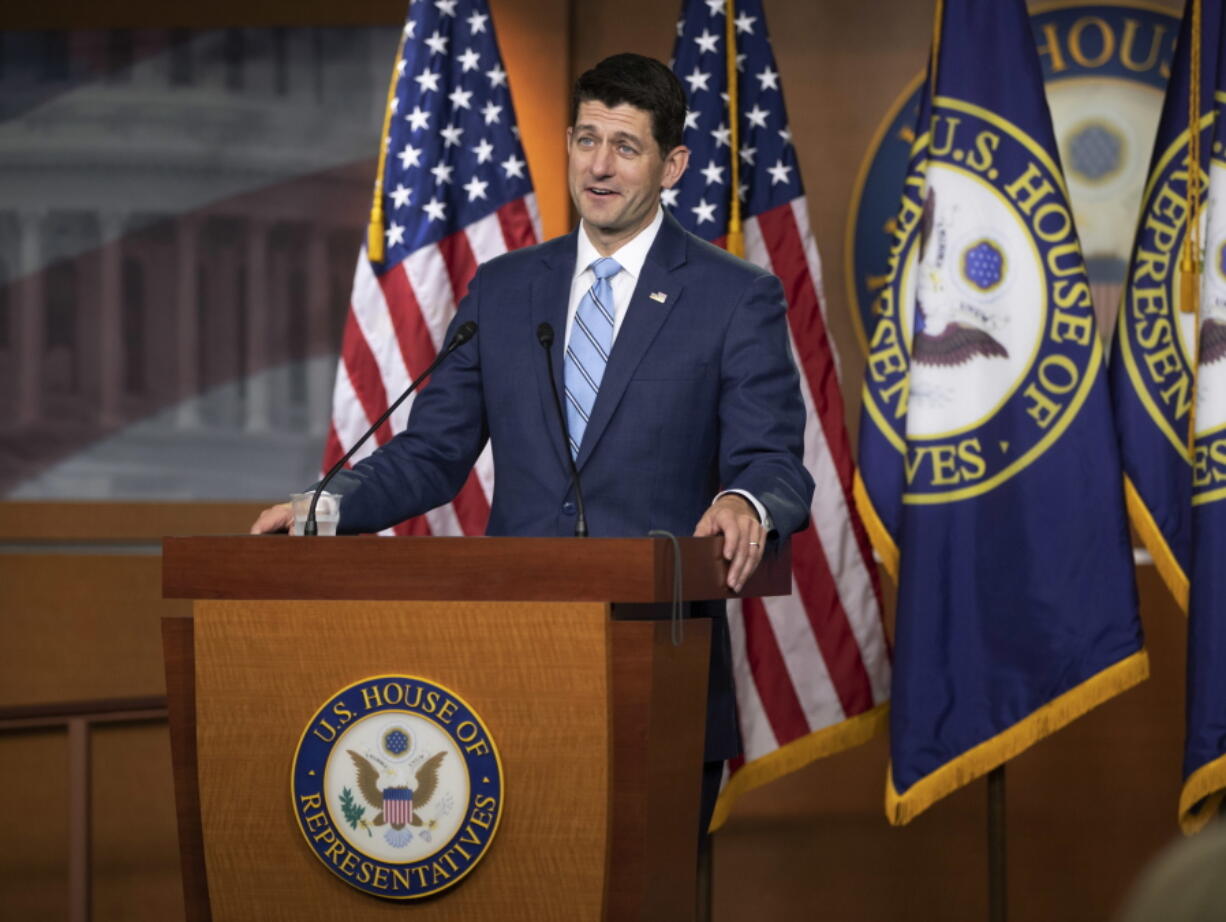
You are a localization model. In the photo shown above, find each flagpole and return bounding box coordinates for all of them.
[1182,0,1203,455]
[988,766,1007,922]
[932,0,1012,910]
[924,4,1013,916]
[365,30,408,264]
[928,0,944,107]
[724,0,743,258]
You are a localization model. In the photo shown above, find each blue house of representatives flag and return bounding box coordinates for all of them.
[857,0,1147,825]
[1111,0,1224,613]
[1179,0,1226,833]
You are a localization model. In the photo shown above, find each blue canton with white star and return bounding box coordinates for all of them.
[378,0,533,270]
[668,0,803,241]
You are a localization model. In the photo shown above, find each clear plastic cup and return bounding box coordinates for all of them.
[290,491,342,536]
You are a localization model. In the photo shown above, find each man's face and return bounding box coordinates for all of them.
[567,100,689,254]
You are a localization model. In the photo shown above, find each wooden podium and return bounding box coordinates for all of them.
[162,535,789,921]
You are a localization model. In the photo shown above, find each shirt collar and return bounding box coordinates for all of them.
[574,206,664,283]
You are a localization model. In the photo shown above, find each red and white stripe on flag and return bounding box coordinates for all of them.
[667,0,891,829]
[711,198,891,830]
[383,792,414,826]
[323,195,541,536]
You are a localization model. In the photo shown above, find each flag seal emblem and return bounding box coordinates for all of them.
[1116,123,1216,460]
[291,674,503,900]
[1193,172,1226,506]
[863,97,1102,504]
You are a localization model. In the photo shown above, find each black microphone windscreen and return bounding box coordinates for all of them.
[454,320,478,345]
[536,322,554,348]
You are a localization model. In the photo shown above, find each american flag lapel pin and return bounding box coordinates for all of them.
[649,291,667,303]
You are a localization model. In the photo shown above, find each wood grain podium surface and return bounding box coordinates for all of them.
[163,534,791,602]
[194,598,615,920]
[167,536,730,920]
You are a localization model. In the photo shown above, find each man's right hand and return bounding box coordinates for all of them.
[250,503,295,534]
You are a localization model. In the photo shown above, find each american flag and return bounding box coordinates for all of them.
[669,0,892,829]
[324,0,540,534]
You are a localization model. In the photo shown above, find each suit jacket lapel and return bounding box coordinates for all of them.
[575,212,688,470]
[532,232,578,475]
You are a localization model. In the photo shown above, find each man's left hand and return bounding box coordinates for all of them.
[693,494,766,593]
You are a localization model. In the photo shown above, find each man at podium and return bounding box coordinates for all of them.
[252,53,812,836]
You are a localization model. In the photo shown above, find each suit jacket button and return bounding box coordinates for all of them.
[562,501,576,515]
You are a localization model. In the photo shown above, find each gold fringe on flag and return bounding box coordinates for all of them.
[1182,0,1203,455]
[709,703,889,832]
[1124,475,1191,612]
[366,29,409,264]
[1180,754,1226,834]
[853,471,900,582]
[885,651,1149,825]
[725,0,744,258]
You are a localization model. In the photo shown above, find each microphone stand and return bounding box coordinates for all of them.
[304,320,478,535]
[536,322,588,538]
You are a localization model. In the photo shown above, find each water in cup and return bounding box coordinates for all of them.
[290,491,342,536]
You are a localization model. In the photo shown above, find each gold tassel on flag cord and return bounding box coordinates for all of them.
[1182,0,1203,456]
[366,30,409,264]
[724,0,744,258]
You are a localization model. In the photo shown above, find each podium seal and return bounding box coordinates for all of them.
[291,675,504,899]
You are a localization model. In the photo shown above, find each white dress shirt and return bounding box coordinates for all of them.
[564,206,664,345]
[564,208,773,531]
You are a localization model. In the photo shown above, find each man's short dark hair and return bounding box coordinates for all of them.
[570,53,687,155]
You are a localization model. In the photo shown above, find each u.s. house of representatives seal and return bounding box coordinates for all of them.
[864,98,1101,502]
[291,675,503,900]
[1118,110,1226,474]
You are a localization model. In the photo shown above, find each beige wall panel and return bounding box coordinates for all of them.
[0,555,187,707]
[92,723,185,922]
[6,1,415,29]
[0,503,267,541]
[0,722,191,922]
[492,0,573,240]
[0,731,69,921]
[570,0,674,72]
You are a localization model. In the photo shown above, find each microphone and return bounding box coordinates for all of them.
[304,320,478,536]
[536,322,588,538]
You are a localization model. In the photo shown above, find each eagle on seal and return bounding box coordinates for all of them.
[1201,317,1226,366]
[912,187,1011,368]
[346,749,446,829]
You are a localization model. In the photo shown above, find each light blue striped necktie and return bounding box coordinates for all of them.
[564,256,621,458]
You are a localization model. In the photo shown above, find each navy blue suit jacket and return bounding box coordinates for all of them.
[330,211,814,758]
